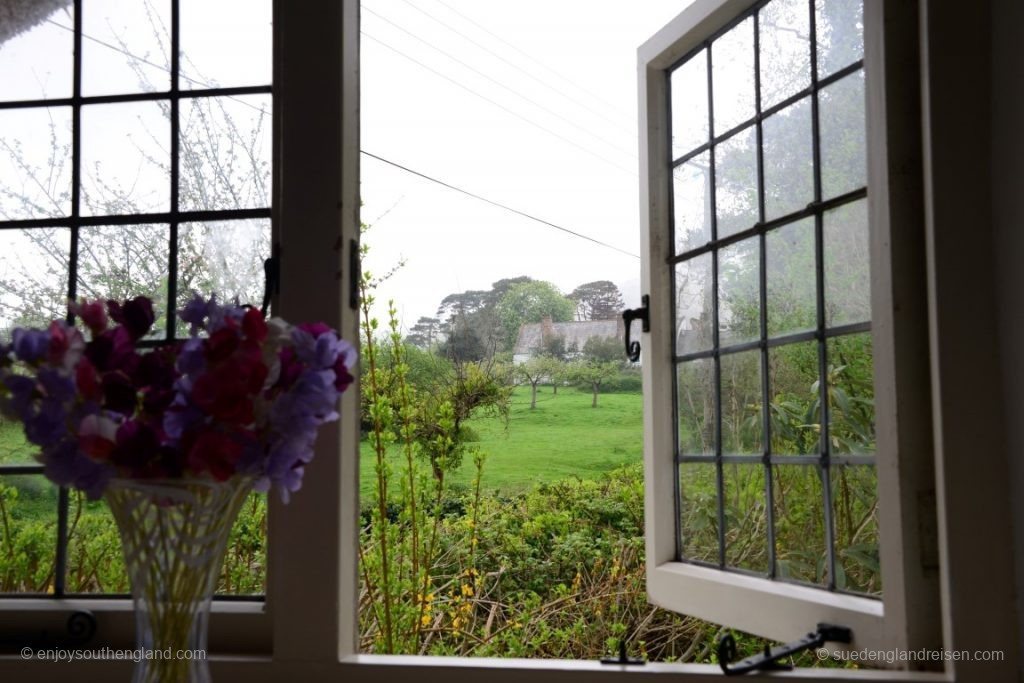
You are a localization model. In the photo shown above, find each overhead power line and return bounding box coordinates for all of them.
[431,0,633,120]
[361,150,640,260]
[362,31,637,177]
[362,5,637,159]
[390,0,635,135]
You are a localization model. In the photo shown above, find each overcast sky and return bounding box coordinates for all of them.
[360,0,691,327]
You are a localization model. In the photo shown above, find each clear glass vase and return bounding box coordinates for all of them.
[105,477,252,683]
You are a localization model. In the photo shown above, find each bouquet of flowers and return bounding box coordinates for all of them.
[0,294,355,500]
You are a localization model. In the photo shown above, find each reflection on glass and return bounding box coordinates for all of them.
[762,97,813,220]
[177,219,270,330]
[0,228,70,337]
[831,464,880,594]
[677,358,715,455]
[714,127,758,238]
[768,341,820,454]
[720,350,762,453]
[78,224,169,338]
[826,333,874,454]
[773,464,826,584]
[82,0,171,96]
[759,0,811,110]
[673,153,711,254]
[766,218,815,337]
[679,462,719,564]
[0,475,57,593]
[712,17,755,134]
[815,0,863,79]
[179,95,271,211]
[675,253,713,355]
[718,237,759,347]
[670,50,709,159]
[0,6,73,101]
[723,464,767,572]
[0,107,72,220]
[81,102,170,216]
[180,0,272,89]
[819,71,865,199]
[824,199,869,326]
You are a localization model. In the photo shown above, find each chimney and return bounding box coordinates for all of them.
[541,315,554,341]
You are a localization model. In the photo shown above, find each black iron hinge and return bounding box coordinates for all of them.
[717,623,852,675]
[622,295,650,363]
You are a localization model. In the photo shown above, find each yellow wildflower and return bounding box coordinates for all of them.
[461,583,474,597]
[420,614,432,628]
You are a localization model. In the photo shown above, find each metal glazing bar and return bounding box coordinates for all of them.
[0,84,273,111]
[167,0,181,340]
[0,208,272,230]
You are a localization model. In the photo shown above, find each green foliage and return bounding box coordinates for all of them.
[568,280,625,321]
[496,281,575,348]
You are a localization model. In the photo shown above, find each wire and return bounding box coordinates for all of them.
[361,150,640,260]
[431,0,632,119]
[362,31,637,177]
[389,0,635,134]
[362,5,637,159]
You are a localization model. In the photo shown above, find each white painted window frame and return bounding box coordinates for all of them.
[638,0,939,657]
[3,1,1022,681]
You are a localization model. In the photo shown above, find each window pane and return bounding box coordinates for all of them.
[718,237,759,347]
[177,218,270,333]
[179,95,271,211]
[720,350,762,454]
[818,70,865,200]
[0,421,36,465]
[723,463,766,572]
[675,253,713,355]
[0,475,57,593]
[0,228,70,336]
[815,0,863,80]
[824,199,869,326]
[679,461,718,563]
[82,0,171,96]
[773,464,826,584]
[711,17,755,134]
[759,0,811,110]
[768,341,820,455]
[0,6,73,101]
[670,50,709,159]
[714,126,757,238]
[766,218,815,338]
[677,358,715,455]
[64,490,128,593]
[762,96,813,220]
[826,333,874,454]
[0,107,72,220]
[77,224,169,339]
[673,153,711,254]
[81,101,170,216]
[831,464,879,594]
[216,491,267,595]
[180,0,272,89]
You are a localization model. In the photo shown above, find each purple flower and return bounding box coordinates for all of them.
[24,398,67,447]
[11,328,50,363]
[179,293,218,334]
[107,297,155,341]
[0,375,37,421]
[43,439,113,500]
[38,367,75,403]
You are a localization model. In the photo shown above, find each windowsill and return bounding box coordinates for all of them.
[0,653,951,683]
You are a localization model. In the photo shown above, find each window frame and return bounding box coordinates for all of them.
[638,0,940,656]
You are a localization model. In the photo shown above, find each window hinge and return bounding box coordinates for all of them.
[622,294,650,362]
[600,639,645,666]
[717,623,852,676]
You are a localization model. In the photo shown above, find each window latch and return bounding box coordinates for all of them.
[600,638,645,666]
[622,295,650,362]
[717,623,852,676]
[260,242,281,316]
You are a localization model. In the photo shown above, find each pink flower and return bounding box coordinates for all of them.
[71,300,108,336]
[74,357,102,402]
[78,413,119,461]
[48,321,85,371]
[298,322,332,339]
[187,430,243,481]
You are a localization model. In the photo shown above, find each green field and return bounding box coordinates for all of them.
[359,386,642,500]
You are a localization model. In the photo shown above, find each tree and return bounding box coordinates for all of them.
[569,280,625,321]
[515,353,563,410]
[495,280,574,348]
[571,336,624,408]
[405,316,441,349]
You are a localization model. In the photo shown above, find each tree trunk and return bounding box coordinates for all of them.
[552,382,558,395]
[591,382,599,408]
[530,382,538,409]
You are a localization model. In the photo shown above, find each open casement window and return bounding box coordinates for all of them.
[638,0,940,658]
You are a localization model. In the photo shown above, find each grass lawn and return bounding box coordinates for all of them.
[359,385,643,501]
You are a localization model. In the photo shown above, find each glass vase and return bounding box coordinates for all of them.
[105,477,252,683]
